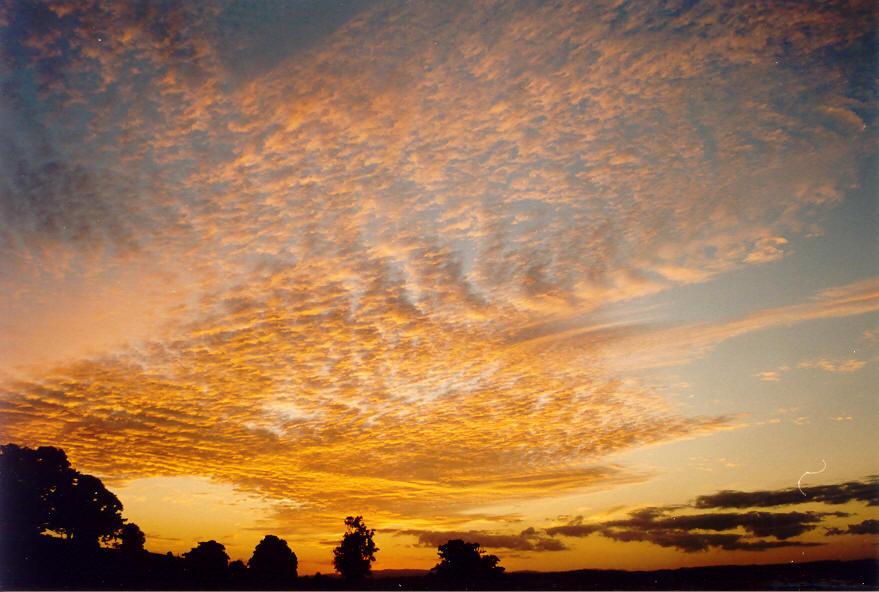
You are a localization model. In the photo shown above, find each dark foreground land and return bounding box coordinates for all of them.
[499,560,879,591]
[2,536,877,590]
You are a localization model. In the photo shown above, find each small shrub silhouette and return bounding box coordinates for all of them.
[431,539,504,588]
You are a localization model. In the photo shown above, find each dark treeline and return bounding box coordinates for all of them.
[2,443,877,590]
[0,443,503,590]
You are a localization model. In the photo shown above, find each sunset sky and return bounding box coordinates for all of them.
[0,0,876,575]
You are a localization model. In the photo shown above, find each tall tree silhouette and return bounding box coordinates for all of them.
[1,444,124,549]
[332,516,378,582]
[249,534,298,587]
[0,443,72,544]
[49,472,123,547]
[431,539,504,588]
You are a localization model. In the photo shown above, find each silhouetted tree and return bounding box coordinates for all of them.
[332,516,378,582]
[228,559,248,586]
[431,539,504,588]
[184,540,229,584]
[1,443,126,551]
[249,534,298,587]
[48,472,124,547]
[116,522,146,554]
[0,443,72,544]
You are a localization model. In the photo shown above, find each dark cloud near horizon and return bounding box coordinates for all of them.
[545,501,861,553]
[599,529,822,553]
[395,528,567,552]
[543,477,879,552]
[610,509,844,540]
[693,477,879,509]
[825,519,879,536]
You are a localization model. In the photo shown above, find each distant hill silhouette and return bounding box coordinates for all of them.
[301,559,878,590]
[501,559,879,591]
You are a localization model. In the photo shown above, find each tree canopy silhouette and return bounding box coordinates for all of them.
[183,540,229,583]
[332,516,378,582]
[0,443,71,543]
[431,539,504,588]
[116,522,146,554]
[249,534,298,586]
[0,443,123,548]
[49,472,124,546]
[229,559,248,585]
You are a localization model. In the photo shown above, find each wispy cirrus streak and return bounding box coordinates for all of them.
[597,278,879,370]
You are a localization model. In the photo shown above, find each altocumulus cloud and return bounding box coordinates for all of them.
[0,0,875,532]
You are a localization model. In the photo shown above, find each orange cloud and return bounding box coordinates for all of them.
[798,359,868,373]
[753,355,871,383]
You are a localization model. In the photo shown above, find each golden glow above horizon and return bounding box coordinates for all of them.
[0,0,876,574]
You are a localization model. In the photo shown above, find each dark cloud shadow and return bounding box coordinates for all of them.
[825,519,879,536]
[693,477,879,509]
[395,528,568,552]
[545,477,878,553]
